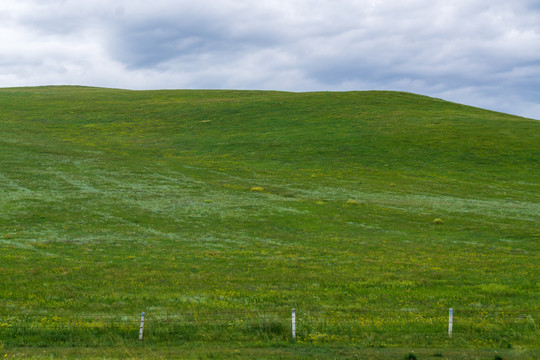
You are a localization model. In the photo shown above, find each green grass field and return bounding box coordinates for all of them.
[0,86,539,359]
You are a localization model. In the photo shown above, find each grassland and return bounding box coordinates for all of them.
[0,86,539,359]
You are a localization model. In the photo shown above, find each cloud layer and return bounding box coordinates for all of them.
[1,0,539,119]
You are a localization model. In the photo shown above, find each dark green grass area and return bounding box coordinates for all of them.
[0,86,539,358]
[3,345,539,360]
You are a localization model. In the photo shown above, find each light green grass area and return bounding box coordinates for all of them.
[0,86,539,358]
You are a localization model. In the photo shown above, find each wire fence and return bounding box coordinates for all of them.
[1,308,538,347]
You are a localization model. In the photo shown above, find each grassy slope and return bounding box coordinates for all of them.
[0,86,539,358]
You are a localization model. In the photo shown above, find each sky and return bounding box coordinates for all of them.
[1,0,540,119]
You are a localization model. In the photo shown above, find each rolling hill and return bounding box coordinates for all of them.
[0,86,538,359]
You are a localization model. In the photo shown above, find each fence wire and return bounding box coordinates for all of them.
[1,308,537,335]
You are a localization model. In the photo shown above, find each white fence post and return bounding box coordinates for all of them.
[139,312,145,341]
[448,308,453,337]
[292,308,296,340]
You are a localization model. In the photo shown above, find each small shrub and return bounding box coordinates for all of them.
[433,218,444,225]
[404,351,418,360]
[494,354,503,360]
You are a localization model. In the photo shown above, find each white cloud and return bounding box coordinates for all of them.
[0,0,539,119]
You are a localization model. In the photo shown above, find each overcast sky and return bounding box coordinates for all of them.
[2,0,539,119]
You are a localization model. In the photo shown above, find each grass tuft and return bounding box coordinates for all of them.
[404,351,418,360]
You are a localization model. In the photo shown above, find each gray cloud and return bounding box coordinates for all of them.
[0,0,539,119]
